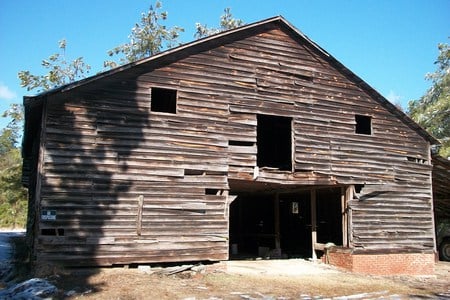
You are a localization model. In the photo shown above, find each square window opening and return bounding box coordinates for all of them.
[41,228,65,236]
[355,115,372,135]
[151,87,177,113]
[205,188,220,195]
[257,114,292,171]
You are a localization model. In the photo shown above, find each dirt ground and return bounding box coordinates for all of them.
[46,260,450,299]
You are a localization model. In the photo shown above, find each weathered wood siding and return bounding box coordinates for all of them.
[38,86,229,265]
[33,24,434,265]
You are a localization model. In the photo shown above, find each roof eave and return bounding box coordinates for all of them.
[23,15,439,145]
[24,16,287,102]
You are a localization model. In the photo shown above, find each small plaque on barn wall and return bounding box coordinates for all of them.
[292,202,299,214]
[41,210,56,221]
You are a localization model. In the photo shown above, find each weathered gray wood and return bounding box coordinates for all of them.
[136,195,144,236]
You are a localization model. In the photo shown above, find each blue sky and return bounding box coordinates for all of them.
[0,0,449,130]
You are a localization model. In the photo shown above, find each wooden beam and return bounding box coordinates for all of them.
[311,189,317,260]
[136,195,144,236]
[341,186,348,247]
[345,186,354,247]
[274,193,281,251]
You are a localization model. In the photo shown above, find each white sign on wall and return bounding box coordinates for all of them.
[41,210,56,221]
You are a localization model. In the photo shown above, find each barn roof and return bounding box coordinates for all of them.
[23,15,439,145]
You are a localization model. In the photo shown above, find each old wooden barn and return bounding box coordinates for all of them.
[22,16,439,275]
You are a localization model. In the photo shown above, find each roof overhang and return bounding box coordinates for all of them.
[22,16,439,146]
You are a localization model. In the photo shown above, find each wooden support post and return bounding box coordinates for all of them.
[311,189,317,260]
[223,190,237,259]
[341,187,348,247]
[274,193,281,251]
[346,186,354,246]
[136,195,144,236]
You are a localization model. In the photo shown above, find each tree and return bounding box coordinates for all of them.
[0,104,27,228]
[194,8,244,39]
[0,104,23,155]
[408,42,450,158]
[104,1,184,69]
[19,1,183,90]
[18,39,91,93]
[19,2,243,89]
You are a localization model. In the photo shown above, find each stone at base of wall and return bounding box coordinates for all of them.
[323,247,435,275]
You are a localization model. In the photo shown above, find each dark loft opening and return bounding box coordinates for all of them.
[355,115,372,135]
[151,87,177,113]
[257,114,292,171]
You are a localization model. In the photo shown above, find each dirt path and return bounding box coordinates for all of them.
[1,233,449,299]
[224,258,341,275]
[49,260,450,299]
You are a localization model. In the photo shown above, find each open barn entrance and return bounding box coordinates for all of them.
[229,187,344,259]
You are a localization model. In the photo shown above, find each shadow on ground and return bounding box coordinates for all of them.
[0,231,29,284]
[0,231,100,298]
[2,233,450,299]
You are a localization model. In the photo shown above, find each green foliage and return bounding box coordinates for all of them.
[194,8,244,39]
[408,42,450,158]
[104,1,184,69]
[18,2,243,89]
[0,149,27,229]
[0,104,23,155]
[0,105,27,229]
[18,39,91,93]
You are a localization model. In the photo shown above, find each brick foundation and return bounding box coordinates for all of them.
[323,247,435,275]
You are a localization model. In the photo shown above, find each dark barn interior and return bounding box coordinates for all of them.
[229,187,343,259]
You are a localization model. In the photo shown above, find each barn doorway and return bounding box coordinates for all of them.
[229,187,345,259]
